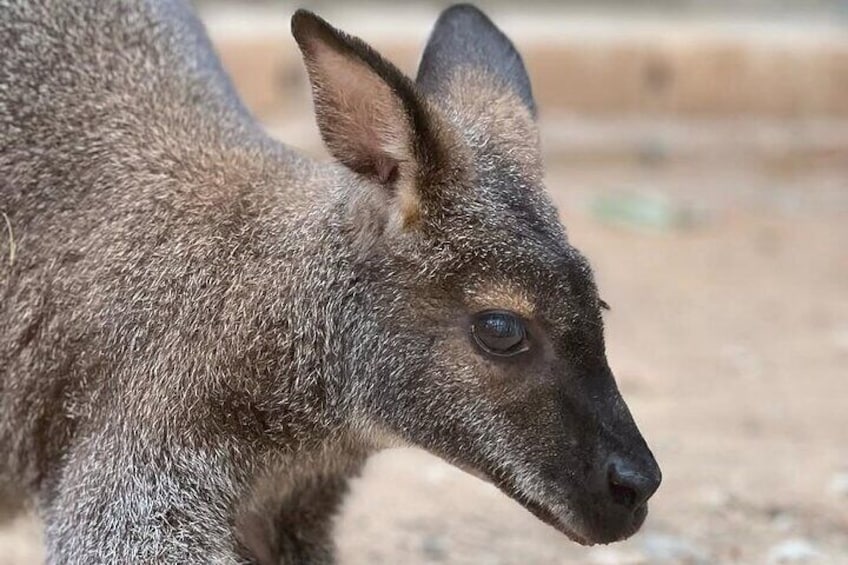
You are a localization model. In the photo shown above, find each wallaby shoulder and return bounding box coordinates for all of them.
[0,0,331,493]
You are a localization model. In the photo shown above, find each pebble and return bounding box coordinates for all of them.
[831,325,848,352]
[420,533,448,561]
[589,192,700,233]
[588,546,645,564]
[639,533,710,564]
[827,472,848,497]
[697,486,732,509]
[767,539,823,563]
[720,344,763,379]
[422,462,449,485]
[770,511,797,533]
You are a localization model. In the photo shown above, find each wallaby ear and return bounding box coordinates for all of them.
[292,10,443,188]
[416,4,536,117]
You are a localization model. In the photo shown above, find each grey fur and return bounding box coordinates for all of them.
[0,1,660,563]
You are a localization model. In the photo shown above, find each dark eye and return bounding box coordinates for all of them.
[471,310,528,357]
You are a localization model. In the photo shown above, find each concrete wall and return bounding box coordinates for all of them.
[202,7,848,120]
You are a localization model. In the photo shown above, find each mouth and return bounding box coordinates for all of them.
[459,462,595,545]
[462,462,646,546]
[512,481,649,546]
[514,491,595,545]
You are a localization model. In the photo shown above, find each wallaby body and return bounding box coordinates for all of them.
[1,1,660,563]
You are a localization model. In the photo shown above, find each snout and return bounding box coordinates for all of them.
[584,451,662,544]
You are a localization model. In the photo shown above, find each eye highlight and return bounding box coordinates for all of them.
[471,310,529,357]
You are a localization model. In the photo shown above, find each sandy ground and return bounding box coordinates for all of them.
[1,156,846,564]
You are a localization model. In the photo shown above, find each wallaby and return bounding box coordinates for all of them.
[0,1,661,563]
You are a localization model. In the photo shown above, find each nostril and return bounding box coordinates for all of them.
[606,456,659,511]
[608,473,639,509]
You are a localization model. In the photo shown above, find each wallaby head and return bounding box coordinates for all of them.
[292,5,661,545]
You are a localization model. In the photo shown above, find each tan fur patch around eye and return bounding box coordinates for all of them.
[464,281,536,318]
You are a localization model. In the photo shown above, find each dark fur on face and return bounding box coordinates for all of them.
[0,1,660,562]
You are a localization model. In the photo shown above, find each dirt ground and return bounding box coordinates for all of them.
[2,155,846,563]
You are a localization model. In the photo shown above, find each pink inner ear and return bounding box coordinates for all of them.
[303,40,412,184]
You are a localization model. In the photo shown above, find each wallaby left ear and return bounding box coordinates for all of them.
[416,4,536,117]
[291,10,445,189]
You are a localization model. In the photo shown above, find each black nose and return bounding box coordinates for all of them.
[606,454,661,511]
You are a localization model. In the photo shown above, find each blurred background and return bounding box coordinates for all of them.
[2,1,847,563]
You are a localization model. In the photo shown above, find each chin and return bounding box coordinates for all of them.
[504,482,651,547]
[582,504,649,545]
[463,462,653,547]
[553,501,650,546]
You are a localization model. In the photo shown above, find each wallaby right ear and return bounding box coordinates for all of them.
[416,4,536,117]
[291,10,446,192]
